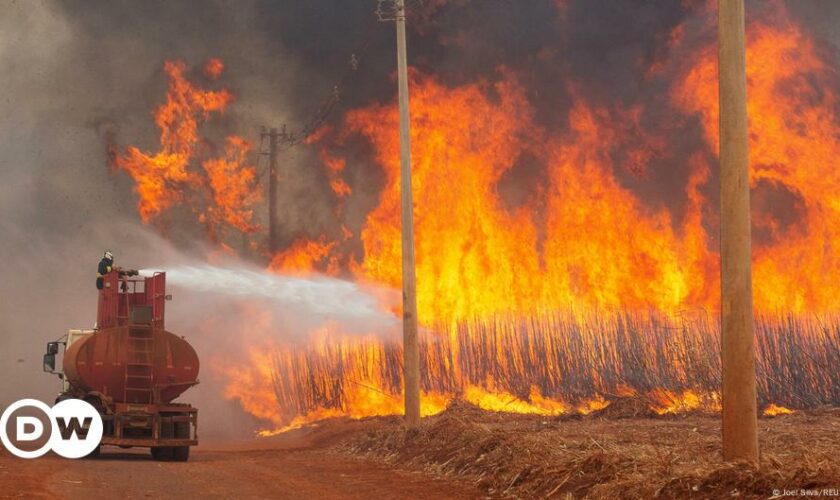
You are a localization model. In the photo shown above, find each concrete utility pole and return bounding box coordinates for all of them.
[718,0,759,462]
[395,0,421,427]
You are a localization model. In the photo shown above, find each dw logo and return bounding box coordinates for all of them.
[0,399,103,459]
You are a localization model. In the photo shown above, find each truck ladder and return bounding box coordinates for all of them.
[124,326,154,404]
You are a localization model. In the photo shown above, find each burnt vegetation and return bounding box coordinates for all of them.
[269,313,840,422]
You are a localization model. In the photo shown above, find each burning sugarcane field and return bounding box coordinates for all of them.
[0,0,838,498]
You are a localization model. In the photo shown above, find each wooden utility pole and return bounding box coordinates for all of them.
[265,128,280,254]
[395,0,421,427]
[718,0,759,462]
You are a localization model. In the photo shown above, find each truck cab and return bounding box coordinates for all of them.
[44,330,94,395]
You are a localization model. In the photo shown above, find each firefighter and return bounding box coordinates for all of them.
[96,250,114,290]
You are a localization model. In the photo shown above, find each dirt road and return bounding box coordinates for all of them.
[0,443,479,499]
[7,405,836,499]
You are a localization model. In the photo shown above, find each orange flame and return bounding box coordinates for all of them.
[673,19,840,313]
[344,71,714,322]
[234,7,840,428]
[763,404,794,417]
[114,60,232,220]
[235,6,839,430]
[114,59,261,240]
[321,150,352,198]
[202,136,261,235]
[268,236,340,276]
[204,58,224,80]
[649,389,721,415]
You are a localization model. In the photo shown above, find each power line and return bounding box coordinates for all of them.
[255,11,377,250]
[261,0,430,155]
[269,5,389,152]
[257,2,425,252]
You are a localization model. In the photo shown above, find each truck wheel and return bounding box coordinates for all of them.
[171,446,190,462]
[172,421,191,462]
[150,447,173,461]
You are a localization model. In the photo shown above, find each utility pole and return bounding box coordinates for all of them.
[379,0,421,427]
[718,0,758,462]
[261,127,281,254]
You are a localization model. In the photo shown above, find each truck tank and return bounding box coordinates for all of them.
[63,325,199,404]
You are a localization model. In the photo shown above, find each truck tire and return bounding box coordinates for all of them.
[171,446,190,462]
[172,421,191,462]
[150,447,173,461]
[152,418,176,461]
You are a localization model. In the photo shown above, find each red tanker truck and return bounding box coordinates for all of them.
[43,268,199,461]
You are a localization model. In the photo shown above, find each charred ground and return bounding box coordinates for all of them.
[336,401,839,499]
